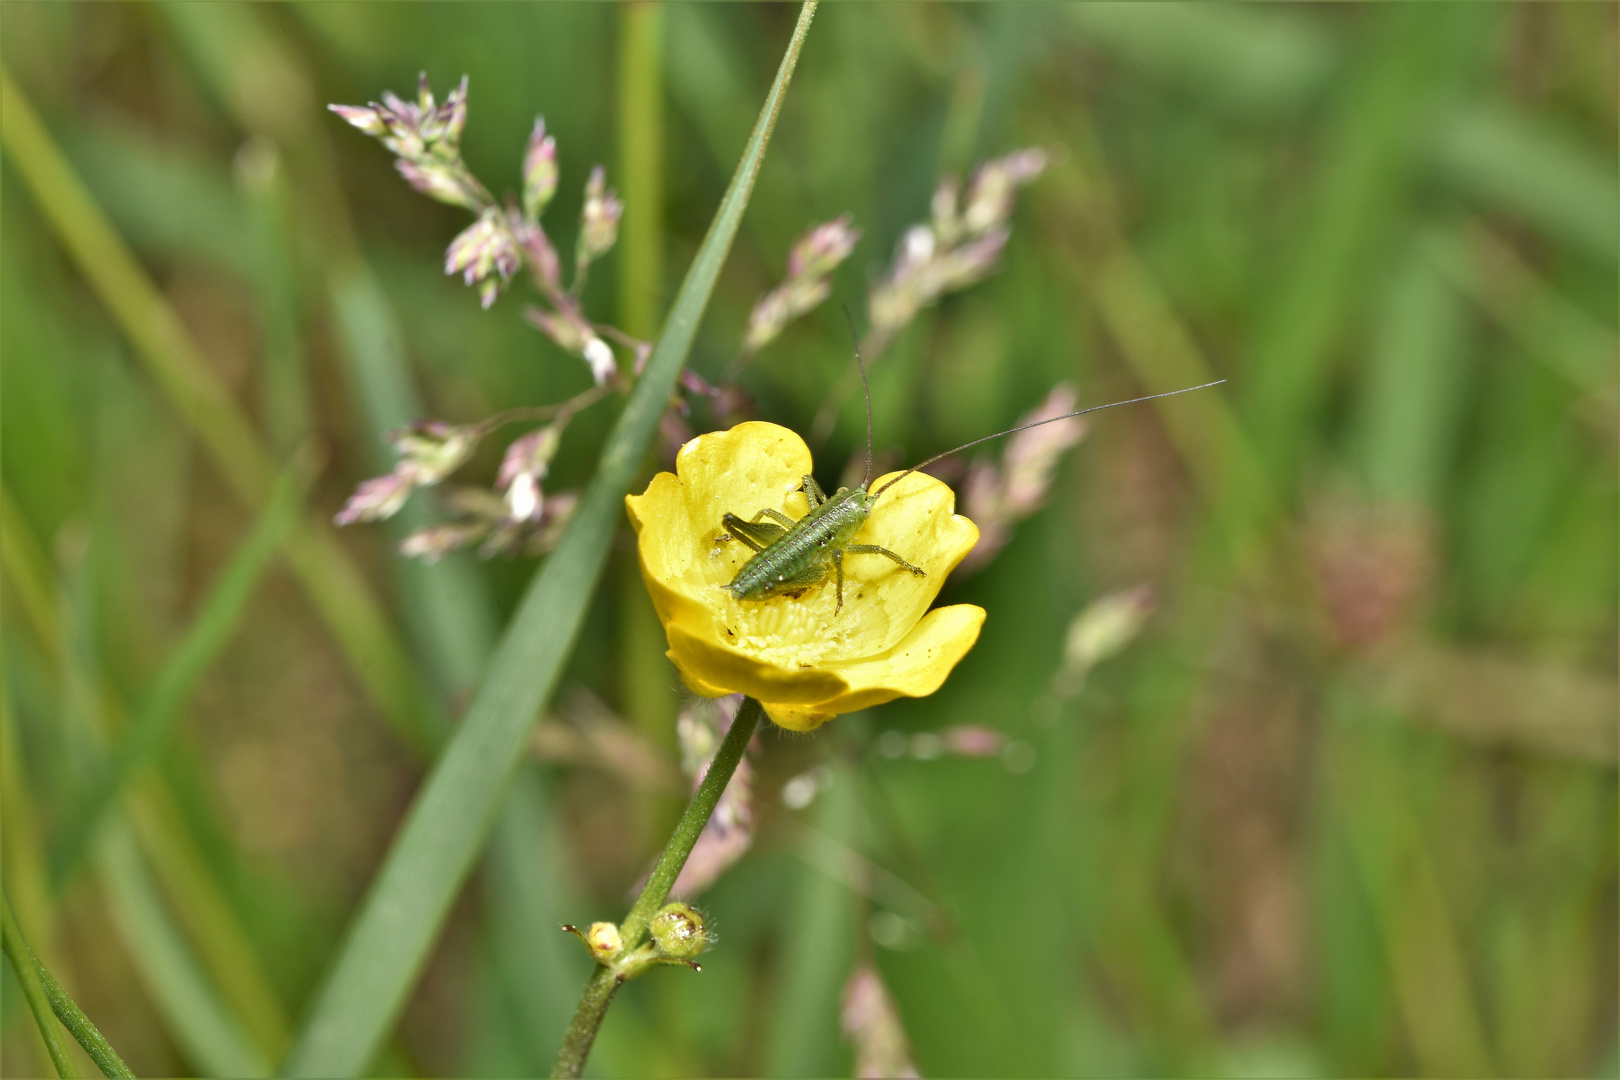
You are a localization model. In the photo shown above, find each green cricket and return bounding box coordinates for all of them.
[721,316,1225,613]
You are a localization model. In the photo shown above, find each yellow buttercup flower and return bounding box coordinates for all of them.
[625,422,985,731]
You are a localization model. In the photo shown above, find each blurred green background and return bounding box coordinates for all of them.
[2,3,1615,1077]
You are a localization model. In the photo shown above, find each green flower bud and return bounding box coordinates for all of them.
[649,903,709,962]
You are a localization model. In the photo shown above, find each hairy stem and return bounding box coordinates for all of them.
[3,892,135,1079]
[551,697,764,1078]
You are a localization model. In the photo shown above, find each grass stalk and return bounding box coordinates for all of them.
[0,65,444,755]
[551,698,763,1078]
[2,893,82,1078]
[51,455,310,882]
[3,892,134,1079]
[2,484,293,1060]
[618,0,666,341]
[96,823,271,1077]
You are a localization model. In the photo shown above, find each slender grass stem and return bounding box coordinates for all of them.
[0,64,444,756]
[51,454,311,884]
[551,697,763,1078]
[3,893,135,1079]
[3,894,79,1078]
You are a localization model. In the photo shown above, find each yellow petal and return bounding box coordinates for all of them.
[806,603,987,718]
[762,605,986,731]
[760,700,837,731]
[664,619,849,705]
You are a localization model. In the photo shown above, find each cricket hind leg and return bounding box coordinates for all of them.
[720,513,785,552]
[752,508,797,528]
[845,544,926,577]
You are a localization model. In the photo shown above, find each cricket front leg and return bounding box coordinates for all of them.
[834,548,845,614]
[800,474,828,507]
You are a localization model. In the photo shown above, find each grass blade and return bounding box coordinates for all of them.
[1432,102,1619,267]
[764,759,858,1078]
[281,6,818,1073]
[156,9,585,1064]
[51,455,311,881]
[97,822,272,1077]
[0,65,443,755]
[1066,2,1334,117]
[326,269,497,695]
[3,488,293,1058]
[329,264,582,1060]
[2,893,83,1078]
[1239,3,1489,482]
[3,893,135,1079]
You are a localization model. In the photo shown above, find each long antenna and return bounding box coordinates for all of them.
[870,379,1227,499]
[844,304,874,490]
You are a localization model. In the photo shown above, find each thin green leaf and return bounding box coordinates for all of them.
[1325,713,1495,1076]
[1432,102,1620,267]
[52,454,312,882]
[329,266,581,1059]
[1066,2,1335,116]
[61,126,256,281]
[281,6,818,1074]
[4,893,135,1080]
[0,65,444,756]
[2,893,83,1078]
[327,269,496,696]
[1239,3,1491,482]
[1352,241,1467,505]
[3,488,294,1060]
[125,789,293,1060]
[159,6,584,1064]
[97,823,271,1078]
[764,757,858,1078]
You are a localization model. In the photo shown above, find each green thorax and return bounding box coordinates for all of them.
[726,486,874,600]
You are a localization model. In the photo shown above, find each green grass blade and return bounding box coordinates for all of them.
[764,759,858,1079]
[4,893,136,1079]
[1066,2,1335,117]
[1325,711,1495,1076]
[1432,102,1619,267]
[329,264,581,1060]
[484,772,589,1068]
[4,485,295,1060]
[125,786,294,1060]
[1239,2,1490,483]
[280,6,817,1075]
[1426,225,1618,399]
[2,893,83,1078]
[61,125,256,282]
[327,269,496,696]
[157,8,581,1064]
[1352,239,1467,505]
[52,456,311,881]
[0,65,443,756]
[97,823,272,1078]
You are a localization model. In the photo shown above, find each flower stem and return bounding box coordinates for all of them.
[550,697,764,1078]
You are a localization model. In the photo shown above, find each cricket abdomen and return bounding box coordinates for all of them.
[726,488,873,601]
